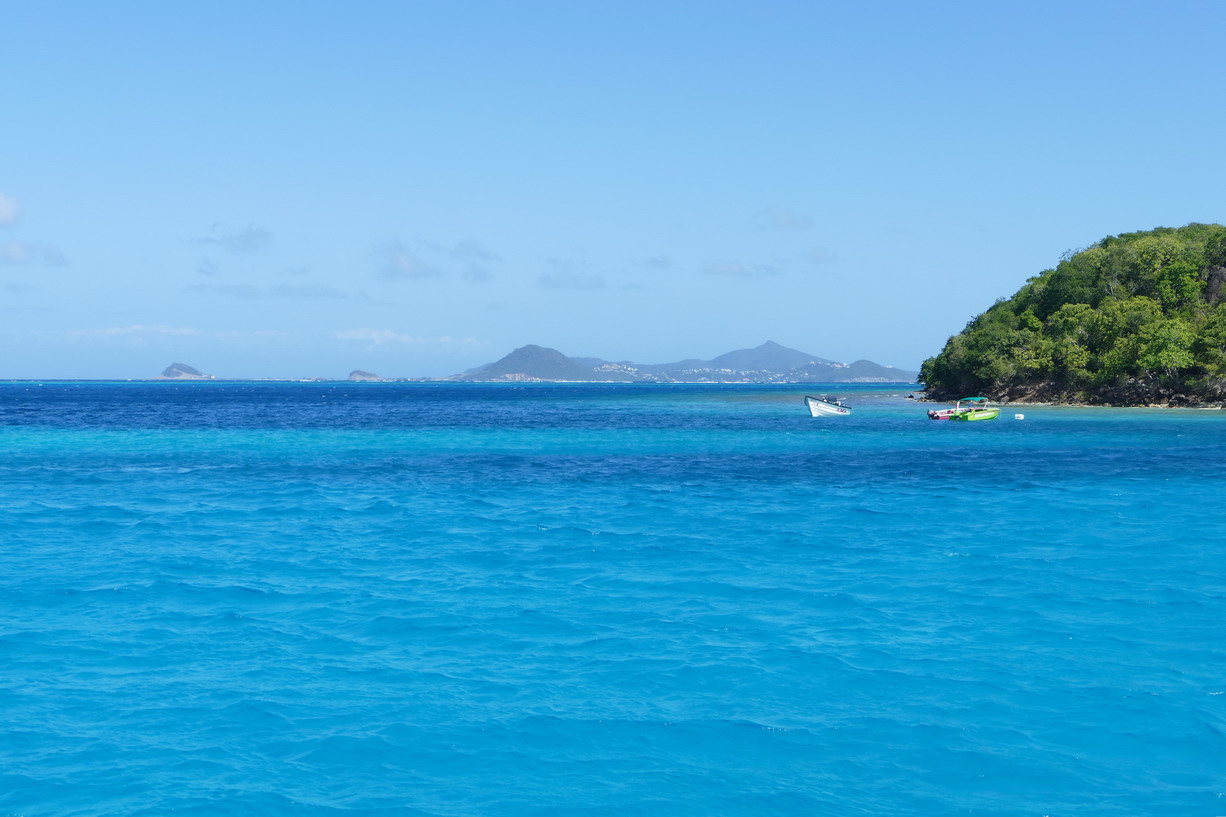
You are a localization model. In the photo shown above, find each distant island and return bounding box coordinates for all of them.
[448,341,916,383]
[156,362,214,380]
[150,342,916,384]
[921,223,1226,406]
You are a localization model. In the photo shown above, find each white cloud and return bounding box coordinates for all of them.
[0,193,18,226]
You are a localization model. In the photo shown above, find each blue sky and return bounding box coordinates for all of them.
[2,0,1223,378]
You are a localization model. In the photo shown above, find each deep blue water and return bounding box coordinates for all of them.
[2,382,1224,816]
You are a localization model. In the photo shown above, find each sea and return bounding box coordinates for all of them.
[2,382,1224,817]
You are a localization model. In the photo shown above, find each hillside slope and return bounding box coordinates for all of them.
[457,345,598,381]
[920,223,1226,405]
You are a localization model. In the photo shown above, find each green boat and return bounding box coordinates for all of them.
[928,396,1000,421]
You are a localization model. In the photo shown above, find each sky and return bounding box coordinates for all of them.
[2,0,1224,379]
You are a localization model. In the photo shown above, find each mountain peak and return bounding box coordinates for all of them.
[709,341,836,371]
[458,344,594,381]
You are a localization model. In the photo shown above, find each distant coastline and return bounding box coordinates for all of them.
[129,341,919,385]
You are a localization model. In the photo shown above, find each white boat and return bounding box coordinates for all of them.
[805,395,852,417]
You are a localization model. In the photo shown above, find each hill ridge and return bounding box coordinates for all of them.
[451,341,916,383]
[920,222,1226,405]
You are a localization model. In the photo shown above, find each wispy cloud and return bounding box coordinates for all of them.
[1,242,31,264]
[214,329,296,341]
[335,328,414,344]
[538,258,605,289]
[539,270,606,289]
[451,239,500,264]
[642,255,672,269]
[702,260,778,278]
[199,224,272,254]
[373,237,501,283]
[68,324,200,339]
[462,266,494,283]
[453,240,499,283]
[753,207,812,231]
[0,193,18,227]
[375,241,442,280]
[0,240,68,266]
[188,283,347,299]
[797,247,839,267]
[335,328,479,346]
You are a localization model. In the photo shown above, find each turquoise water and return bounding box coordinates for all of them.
[2,382,1224,816]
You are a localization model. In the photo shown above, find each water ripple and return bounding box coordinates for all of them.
[2,384,1224,815]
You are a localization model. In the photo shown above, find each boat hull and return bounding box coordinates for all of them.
[949,408,1000,421]
[805,396,851,416]
[929,397,999,422]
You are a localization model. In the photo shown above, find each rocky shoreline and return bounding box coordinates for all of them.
[923,380,1226,408]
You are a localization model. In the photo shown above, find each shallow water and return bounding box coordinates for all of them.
[2,383,1224,816]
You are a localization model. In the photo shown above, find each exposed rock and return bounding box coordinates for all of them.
[348,370,383,381]
[1204,265,1226,305]
[933,374,1226,407]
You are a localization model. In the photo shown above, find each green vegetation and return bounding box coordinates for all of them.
[920,223,1226,405]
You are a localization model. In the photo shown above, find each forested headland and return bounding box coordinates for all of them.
[921,223,1226,405]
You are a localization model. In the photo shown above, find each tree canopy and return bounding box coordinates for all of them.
[920,223,1226,405]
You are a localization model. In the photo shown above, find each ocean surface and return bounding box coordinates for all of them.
[2,382,1224,817]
